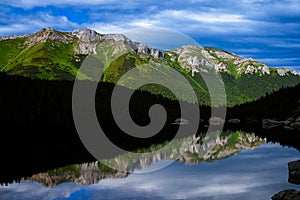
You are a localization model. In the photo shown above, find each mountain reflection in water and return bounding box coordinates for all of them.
[23,131,265,186]
[0,143,299,200]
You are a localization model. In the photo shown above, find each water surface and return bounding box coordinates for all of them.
[0,143,299,200]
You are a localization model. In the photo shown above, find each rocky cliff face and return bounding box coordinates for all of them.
[25,28,73,47]
[72,28,102,54]
[25,161,128,187]
[0,27,298,78]
[172,46,214,75]
[100,33,164,58]
[70,29,164,58]
[171,45,299,76]
[135,43,164,58]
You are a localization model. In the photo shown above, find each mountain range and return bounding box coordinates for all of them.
[0,27,299,106]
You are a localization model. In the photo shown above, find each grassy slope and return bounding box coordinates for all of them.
[0,38,27,70]
[95,39,134,69]
[103,52,212,104]
[0,36,299,106]
[103,51,300,106]
[203,47,300,106]
[1,36,89,80]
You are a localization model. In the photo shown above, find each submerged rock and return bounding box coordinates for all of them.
[262,117,300,131]
[228,118,240,124]
[171,118,190,125]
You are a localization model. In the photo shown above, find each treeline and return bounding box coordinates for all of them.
[0,72,187,184]
[222,73,300,106]
[93,52,300,107]
[225,83,300,151]
[157,70,300,106]
[0,72,299,184]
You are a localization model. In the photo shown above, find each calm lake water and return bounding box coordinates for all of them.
[0,143,299,200]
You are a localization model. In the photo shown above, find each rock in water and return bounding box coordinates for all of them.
[288,160,300,184]
[262,119,282,129]
[272,189,300,200]
[228,118,240,124]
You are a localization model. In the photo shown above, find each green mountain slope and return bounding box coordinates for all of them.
[0,37,27,69]
[0,28,299,106]
[1,28,88,80]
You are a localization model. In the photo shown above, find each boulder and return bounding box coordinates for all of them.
[272,189,300,200]
[288,160,300,184]
[290,122,300,131]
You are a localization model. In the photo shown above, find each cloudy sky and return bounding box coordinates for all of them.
[0,0,299,70]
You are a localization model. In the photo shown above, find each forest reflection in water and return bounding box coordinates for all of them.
[1,141,299,200]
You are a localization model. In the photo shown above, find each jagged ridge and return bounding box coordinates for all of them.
[0,28,299,106]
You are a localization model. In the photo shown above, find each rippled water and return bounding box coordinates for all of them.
[0,143,299,200]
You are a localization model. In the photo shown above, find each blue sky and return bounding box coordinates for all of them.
[0,0,299,70]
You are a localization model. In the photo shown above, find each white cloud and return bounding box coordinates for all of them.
[128,19,158,28]
[160,10,249,24]
[95,9,270,36]
[0,24,29,35]
[1,181,82,200]
[123,28,199,50]
[2,0,120,8]
[0,12,80,35]
[94,170,274,199]
[87,23,127,34]
[29,13,79,29]
[1,0,299,70]
[233,48,262,53]
[272,43,300,48]
[257,58,300,65]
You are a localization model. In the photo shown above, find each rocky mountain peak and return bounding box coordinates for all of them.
[72,28,102,42]
[134,43,164,58]
[3,27,298,77]
[99,33,164,58]
[277,68,299,76]
[0,33,31,41]
[207,48,237,60]
[101,33,128,42]
[72,28,102,54]
[24,27,73,47]
[172,45,215,74]
[174,45,203,53]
